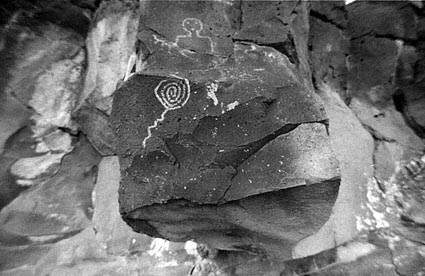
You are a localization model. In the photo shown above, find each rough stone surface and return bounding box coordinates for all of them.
[0,137,100,241]
[138,1,235,72]
[80,0,140,113]
[92,156,144,254]
[1,0,425,275]
[309,2,349,102]
[392,19,425,139]
[0,94,30,155]
[0,155,27,210]
[111,0,342,262]
[29,48,85,137]
[348,36,399,102]
[0,0,93,36]
[0,127,37,209]
[0,1,90,207]
[233,1,298,44]
[224,123,339,201]
[398,85,425,137]
[350,98,424,180]
[0,148,199,276]
[282,154,425,276]
[345,0,425,185]
[125,180,339,260]
[2,21,84,108]
[347,1,417,40]
[310,1,347,29]
[113,74,338,258]
[113,73,332,205]
[74,107,116,156]
[294,86,374,258]
[17,228,197,276]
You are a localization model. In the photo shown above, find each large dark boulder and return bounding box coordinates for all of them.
[112,0,340,259]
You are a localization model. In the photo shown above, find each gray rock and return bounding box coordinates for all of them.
[0,136,100,243]
[138,1,235,73]
[0,94,30,155]
[395,83,425,139]
[348,36,399,103]
[294,87,375,258]
[233,1,299,44]
[350,98,424,180]
[344,0,425,184]
[283,154,425,276]
[113,0,340,261]
[124,180,339,259]
[74,107,116,156]
[92,156,145,254]
[224,123,339,201]
[347,1,418,40]
[3,0,425,275]
[79,0,139,113]
[0,155,27,210]
[2,19,84,107]
[309,4,349,101]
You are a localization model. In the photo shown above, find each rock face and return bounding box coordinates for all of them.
[112,0,340,259]
[1,0,425,275]
[80,0,140,113]
[0,136,100,242]
[0,0,88,208]
[345,1,425,182]
[281,155,425,276]
[293,1,425,259]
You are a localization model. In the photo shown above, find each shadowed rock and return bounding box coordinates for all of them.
[0,136,100,246]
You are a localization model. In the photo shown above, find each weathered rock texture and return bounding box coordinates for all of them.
[0,0,424,275]
[281,155,425,276]
[346,1,424,182]
[112,0,341,260]
[294,0,425,260]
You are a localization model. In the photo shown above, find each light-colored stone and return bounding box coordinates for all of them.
[9,129,75,186]
[350,97,424,180]
[92,156,144,254]
[30,49,85,137]
[350,98,423,150]
[32,226,195,276]
[34,130,74,153]
[79,3,140,113]
[293,84,375,257]
[10,153,64,185]
[4,23,83,106]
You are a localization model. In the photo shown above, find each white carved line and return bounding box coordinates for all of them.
[142,78,190,148]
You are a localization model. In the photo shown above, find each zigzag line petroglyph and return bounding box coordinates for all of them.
[142,78,190,148]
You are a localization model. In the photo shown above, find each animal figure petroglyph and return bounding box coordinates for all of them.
[150,18,214,57]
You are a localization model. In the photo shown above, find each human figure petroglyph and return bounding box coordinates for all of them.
[176,18,213,54]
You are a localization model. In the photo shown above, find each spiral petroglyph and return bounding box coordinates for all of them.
[155,79,190,110]
[142,77,191,148]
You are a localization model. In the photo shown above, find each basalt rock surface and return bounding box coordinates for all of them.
[112,0,340,259]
